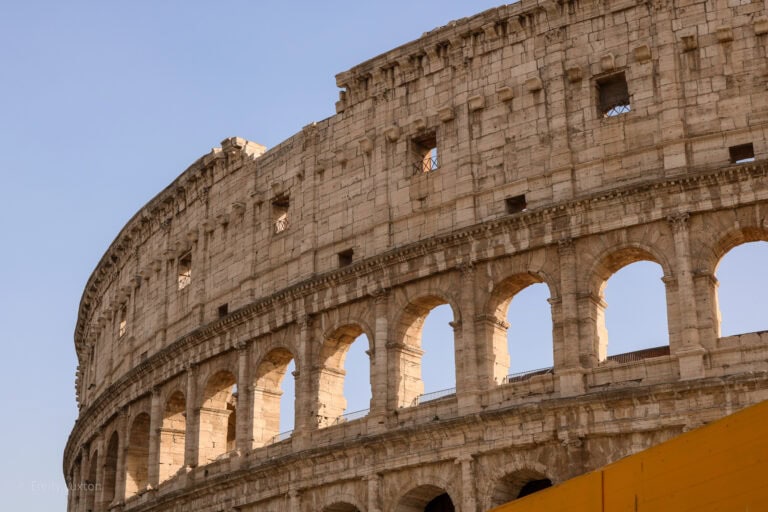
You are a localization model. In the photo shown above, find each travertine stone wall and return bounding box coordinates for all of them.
[65,0,768,511]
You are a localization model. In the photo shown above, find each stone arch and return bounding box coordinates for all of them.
[322,499,365,512]
[488,468,553,507]
[252,347,296,447]
[101,431,119,509]
[483,271,558,384]
[159,389,186,483]
[392,484,456,512]
[125,411,151,498]
[392,290,461,408]
[709,226,768,338]
[198,369,237,464]
[479,460,553,510]
[316,322,373,427]
[586,243,673,363]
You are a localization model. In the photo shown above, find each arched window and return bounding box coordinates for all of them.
[125,412,150,498]
[602,261,669,359]
[505,282,553,379]
[198,370,237,464]
[715,241,768,336]
[159,391,186,483]
[101,432,119,510]
[317,325,371,427]
[396,297,457,407]
[252,348,295,446]
[395,485,455,512]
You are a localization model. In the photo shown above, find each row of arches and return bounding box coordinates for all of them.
[70,233,768,507]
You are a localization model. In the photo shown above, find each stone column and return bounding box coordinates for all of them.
[667,213,706,379]
[77,447,90,512]
[236,341,252,454]
[557,238,586,396]
[114,412,128,505]
[455,264,480,414]
[288,488,300,511]
[293,315,314,450]
[367,289,389,434]
[366,473,381,512]
[184,363,199,468]
[457,455,476,512]
[147,388,163,489]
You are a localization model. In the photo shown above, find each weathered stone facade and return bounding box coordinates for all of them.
[65,1,768,511]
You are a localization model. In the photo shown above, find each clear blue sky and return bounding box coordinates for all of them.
[0,2,766,510]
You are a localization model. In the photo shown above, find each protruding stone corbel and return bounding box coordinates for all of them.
[600,53,615,72]
[565,66,583,83]
[201,219,215,233]
[357,136,374,154]
[334,147,349,164]
[525,76,543,92]
[230,202,246,216]
[437,106,455,122]
[634,45,652,63]
[716,25,733,43]
[496,86,515,102]
[216,213,230,226]
[186,229,199,243]
[383,125,401,143]
[754,16,768,35]
[410,117,427,132]
[467,94,485,112]
[680,33,698,52]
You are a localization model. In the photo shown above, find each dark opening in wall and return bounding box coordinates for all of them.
[730,143,755,164]
[338,248,354,267]
[517,479,553,498]
[597,72,630,117]
[412,131,438,173]
[178,252,192,290]
[272,195,290,234]
[506,194,527,214]
[218,303,229,318]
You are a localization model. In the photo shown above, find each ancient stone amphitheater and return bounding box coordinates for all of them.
[65,1,768,511]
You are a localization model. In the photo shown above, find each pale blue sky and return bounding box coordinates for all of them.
[0,2,766,511]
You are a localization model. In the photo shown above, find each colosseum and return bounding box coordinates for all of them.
[65,0,768,511]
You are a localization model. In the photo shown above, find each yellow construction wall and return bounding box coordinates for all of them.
[490,399,768,512]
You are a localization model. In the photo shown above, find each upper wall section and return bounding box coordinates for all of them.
[74,0,768,406]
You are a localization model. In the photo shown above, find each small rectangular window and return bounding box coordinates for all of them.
[338,248,354,267]
[506,195,527,214]
[178,252,192,290]
[272,196,290,234]
[411,132,438,174]
[597,72,630,117]
[729,143,755,164]
[118,307,127,338]
[218,303,229,318]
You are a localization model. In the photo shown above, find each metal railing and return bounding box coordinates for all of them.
[413,155,439,174]
[271,429,293,443]
[503,367,554,384]
[411,386,456,407]
[606,345,670,363]
[332,408,370,425]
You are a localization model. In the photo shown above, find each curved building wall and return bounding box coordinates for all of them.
[65,1,768,511]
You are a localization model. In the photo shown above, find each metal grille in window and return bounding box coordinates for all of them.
[411,132,438,174]
[598,73,630,118]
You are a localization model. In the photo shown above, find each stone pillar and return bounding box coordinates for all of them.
[370,290,389,413]
[366,473,381,512]
[184,363,199,468]
[293,315,314,450]
[147,388,163,489]
[455,265,480,414]
[77,447,90,512]
[557,238,586,396]
[236,341,252,454]
[288,488,300,511]
[667,213,706,379]
[457,455,476,512]
[114,412,128,505]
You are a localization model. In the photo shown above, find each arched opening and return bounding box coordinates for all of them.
[159,391,186,483]
[601,261,669,360]
[490,469,553,507]
[317,325,371,427]
[125,412,150,498]
[101,432,119,509]
[504,281,553,380]
[323,502,361,512]
[252,348,295,446]
[396,296,457,407]
[84,451,98,512]
[198,370,237,464]
[395,485,455,512]
[715,241,768,336]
